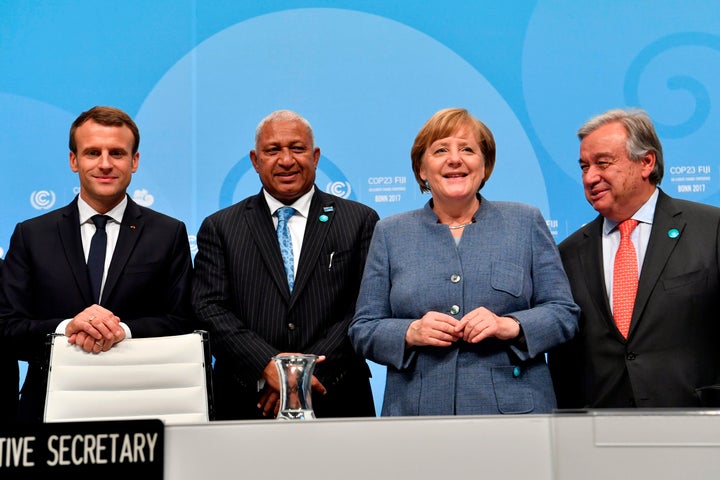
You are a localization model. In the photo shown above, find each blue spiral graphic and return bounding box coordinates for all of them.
[624,32,719,138]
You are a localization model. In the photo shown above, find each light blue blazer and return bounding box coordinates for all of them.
[349,197,579,416]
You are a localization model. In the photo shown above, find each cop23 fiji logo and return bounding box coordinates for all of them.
[30,190,56,210]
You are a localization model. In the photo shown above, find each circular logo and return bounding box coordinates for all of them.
[30,190,56,210]
[326,181,352,199]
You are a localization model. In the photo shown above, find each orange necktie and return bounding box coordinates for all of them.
[613,219,639,338]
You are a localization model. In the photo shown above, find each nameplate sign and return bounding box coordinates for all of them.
[0,419,163,479]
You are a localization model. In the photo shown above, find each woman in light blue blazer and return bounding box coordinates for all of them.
[349,108,579,416]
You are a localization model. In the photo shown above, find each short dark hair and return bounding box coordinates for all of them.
[69,106,140,155]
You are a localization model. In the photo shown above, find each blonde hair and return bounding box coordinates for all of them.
[411,108,495,193]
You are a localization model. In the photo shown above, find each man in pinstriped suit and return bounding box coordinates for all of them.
[192,110,379,419]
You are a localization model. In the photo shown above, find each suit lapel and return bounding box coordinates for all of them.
[102,198,143,304]
[293,190,333,301]
[57,199,94,304]
[245,193,292,300]
[629,191,683,336]
[580,217,615,328]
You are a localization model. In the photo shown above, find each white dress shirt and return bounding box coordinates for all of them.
[263,186,314,278]
[602,188,659,311]
[56,196,132,337]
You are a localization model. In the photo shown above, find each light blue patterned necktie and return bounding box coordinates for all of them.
[276,207,296,292]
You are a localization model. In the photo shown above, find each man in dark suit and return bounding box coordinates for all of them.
[0,106,194,422]
[0,258,19,422]
[549,108,720,408]
[192,110,379,419]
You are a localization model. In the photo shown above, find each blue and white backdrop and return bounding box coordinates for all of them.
[1,0,719,411]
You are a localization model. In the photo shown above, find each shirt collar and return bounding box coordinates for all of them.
[263,186,315,219]
[77,195,128,225]
[603,187,659,235]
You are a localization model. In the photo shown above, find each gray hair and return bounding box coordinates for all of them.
[577,108,664,185]
[255,110,314,147]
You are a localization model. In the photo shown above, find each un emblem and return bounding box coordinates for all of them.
[326,181,352,199]
[30,190,56,210]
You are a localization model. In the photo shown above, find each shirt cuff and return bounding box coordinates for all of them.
[120,322,132,339]
[56,319,72,334]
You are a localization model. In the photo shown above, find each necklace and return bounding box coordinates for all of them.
[447,220,474,230]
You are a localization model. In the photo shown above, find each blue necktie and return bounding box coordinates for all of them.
[87,215,109,303]
[276,207,296,292]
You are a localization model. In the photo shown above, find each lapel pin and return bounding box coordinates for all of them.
[319,215,329,223]
[130,225,136,230]
[323,206,334,212]
[667,228,679,239]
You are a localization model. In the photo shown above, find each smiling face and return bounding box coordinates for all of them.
[69,119,139,213]
[418,124,485,207]
[579,121,656,221]
[250,119,320,204]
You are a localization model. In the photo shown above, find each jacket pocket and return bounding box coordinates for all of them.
[491,261,524,297]
[662,269,705,291]
[491,366,534,414]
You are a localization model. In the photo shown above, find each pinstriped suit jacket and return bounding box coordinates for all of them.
[192,188,379,416]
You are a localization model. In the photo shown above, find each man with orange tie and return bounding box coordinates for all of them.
[548,108,720,408]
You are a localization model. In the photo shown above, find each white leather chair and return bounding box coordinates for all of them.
[43,330,214,424]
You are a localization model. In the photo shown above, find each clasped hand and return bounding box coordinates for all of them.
[405,307,521,347]
[65,305,126,353]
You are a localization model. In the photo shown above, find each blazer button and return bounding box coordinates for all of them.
[450,274,461,283]
[626,352,637,361]
[288,323,296,330]
[449,305,460,315]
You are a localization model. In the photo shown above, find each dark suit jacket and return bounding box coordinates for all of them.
[192,188,379,419]
[0,196,195,421]
[0,258,19,422]
[549,190,720,408]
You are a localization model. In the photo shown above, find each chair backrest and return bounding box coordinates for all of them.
[44,330,214,424]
